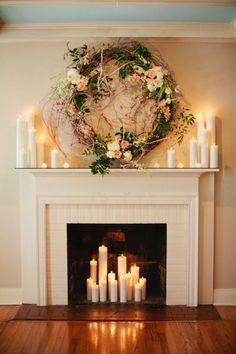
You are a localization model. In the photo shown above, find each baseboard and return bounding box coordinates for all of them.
[0,288,22,305]
[214,288,236,305]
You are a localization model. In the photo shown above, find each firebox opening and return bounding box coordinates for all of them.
[67,223,166,306]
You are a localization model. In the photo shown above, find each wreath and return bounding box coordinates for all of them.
[46,41,195,175]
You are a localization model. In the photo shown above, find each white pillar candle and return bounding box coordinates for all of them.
[189,137,197,168]
[206,110,216,145]
[167,148,175,168]
[108,271,115,300]
[51,147,58,168]
[28,128,36,168]
[210,144,218,168]
[201,128,209,168]
[134,283,142,302]
[90,259,97,283]
[63,162,70,168]
[99,279,107,302]
[92,283,99,303]
[118,254,127,280]
[130,265,140,289]
[126,272,132,301]
[25,111,34,130]
[98,245,108,282]
[119,274,127,303]
[86,277,94,301]
[16,115,27,167]
[197,113,205,161]
[177,162,184,169]
[37,137,44,167]
[18,148,27,168]
[139,277,147,301]
[110,279,118,302]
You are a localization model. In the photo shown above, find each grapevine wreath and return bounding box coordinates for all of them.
[46,41,195,175]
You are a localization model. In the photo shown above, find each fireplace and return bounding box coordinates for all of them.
[67,223,166,306]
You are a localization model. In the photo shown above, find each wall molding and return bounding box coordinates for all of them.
[0,21,235,42]
[0,288,22,305]
[214,288,236,305]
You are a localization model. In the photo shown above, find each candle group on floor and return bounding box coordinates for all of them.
[87,246,147,303]
[166,110,218,169]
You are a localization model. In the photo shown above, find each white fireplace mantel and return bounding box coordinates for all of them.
[18,168,218,307]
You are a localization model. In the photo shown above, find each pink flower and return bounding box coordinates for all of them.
[147,69,156,79]
[114,150,122,159]
[120,140,129,149]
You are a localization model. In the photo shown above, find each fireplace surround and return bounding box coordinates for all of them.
[18,168,217,307]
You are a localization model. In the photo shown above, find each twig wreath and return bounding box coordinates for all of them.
[46,41,195,175]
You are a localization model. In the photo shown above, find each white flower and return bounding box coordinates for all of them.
[106,150,115,159]
[146,78,163,92]
[123,151,132,162]
[165,87,172,95]
[67,68,80,85]
[166,97,171,104]
[133,65,145,75]
[76,75,89,91]
[107,140,120,152]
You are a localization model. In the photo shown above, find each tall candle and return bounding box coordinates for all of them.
[206,110,216,145]
[130,265,140,289]
[18,148,27,168]
[90,259,97,283]
[25,111,34,130]
[139,277,147,301]
[118,254,127,280]
[28,128,36,168]
[51,147,58,168]
[86,277,94,301]
[134,283,142,302]
[91,283,99,303]
[16,115,27,167]
[119,274,127,303]
[99,279,107,302]
[98,245,108,282]
[110,279,118,302]
[197,113,205,161]
[210,144,218,168]
[108,271,115,300]
[126,272,132,301]
[37,136,44,167]
[167,148,175,168]
[189,137,197,168]
[201,128,209,168]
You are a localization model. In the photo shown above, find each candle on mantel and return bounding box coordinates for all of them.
[139,277,147,301]
[126,272,132,301]
[177,162,184,169]
[90,259,97,283]
[99,279,107,302]
[210,144,218,168]
[98,245,108,282]
[63,162,70,168]
[201,128,209,168]
[28,128,36,168]
[119,274,127,303]
[25,111,34,130]
[86,277,94,301]
[51,147,58,168]
[118,254,127,280]
[110,279,118,302]
[131,265,140,291]
[91,283,99,303]
[197,113,205,159]
[18,148,27,168]
[41,162,47,168]
[108,271,115,300]
[16,115,27,167]
[37,136,45,167]
[167,148,175,168]
[134,283,142,302]
[206,110,216,145]
[189,137,197,168]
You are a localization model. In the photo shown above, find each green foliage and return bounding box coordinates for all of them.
[172,108,195,144]
[73,93,90,113]
[90,156,113,176]
[133,43,151,59]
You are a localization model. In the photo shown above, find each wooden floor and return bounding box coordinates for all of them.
[0,306,236,354]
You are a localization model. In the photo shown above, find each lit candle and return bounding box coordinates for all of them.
[195,162,201,168]
[110,279,118,302]
[206,110,216,145]
[167,148,175,168]
[153,162,160,168]
[126,272,132,301]
[98,245,108,282]
[119,274,127,303]
[99,279,107,302]
[210,144,218,168]
[86,277,94,301]
[201,128,209,168]
[25,111,34,130]
[28,128,36,168]
[91,283,99,303]
[16,115,27,167]
[130,265,140,292]
[37,136,44,167]
[134,283,142,302]
[189,137,197,168]
[63,162,70,168]
[139,277,147,300]
[18,148,27,168]
[197,113,205,145]
[41,162,47,168]
[108,271,115,300]
[118,254,127,280]
[90,259,97,283]
[51,147,58,168]
[177,162,184,169]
